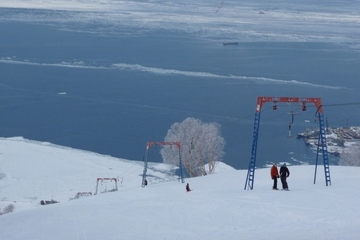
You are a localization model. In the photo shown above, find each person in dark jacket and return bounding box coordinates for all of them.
[186,183,191,192]
[279,163,290,190]
[270,163,279,190]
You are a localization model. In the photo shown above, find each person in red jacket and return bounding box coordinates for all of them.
[270,163,279,190]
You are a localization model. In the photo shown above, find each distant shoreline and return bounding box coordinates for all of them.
[297,126,360,156]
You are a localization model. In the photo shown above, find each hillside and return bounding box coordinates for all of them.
[1,137,360,239]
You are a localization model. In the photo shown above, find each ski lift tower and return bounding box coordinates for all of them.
[244,96,331,190]
[142,141,185,187]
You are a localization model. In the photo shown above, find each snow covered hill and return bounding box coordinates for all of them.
[1,137,360,239]
[0,137,179,212]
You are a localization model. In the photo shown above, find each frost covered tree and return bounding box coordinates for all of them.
[160,117,225,177]
[339,142,360,166]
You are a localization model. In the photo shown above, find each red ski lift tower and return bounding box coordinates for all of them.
[142,141,185,187]
[244,96,331,190]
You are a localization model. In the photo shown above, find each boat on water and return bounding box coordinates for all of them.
[223,41,238,45]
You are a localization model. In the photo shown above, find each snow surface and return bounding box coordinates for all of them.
[1,137,360,239]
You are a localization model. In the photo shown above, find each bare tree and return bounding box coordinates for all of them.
[160,118,225,177]
[339,142,360,166]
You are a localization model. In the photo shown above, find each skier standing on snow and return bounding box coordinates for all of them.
[270,163,279,190]
[280,163,290,190]
[186,183,191,192]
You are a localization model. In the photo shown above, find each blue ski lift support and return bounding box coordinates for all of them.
[142,141,184,187]
[313,111,331,186]
[244,97,331,190]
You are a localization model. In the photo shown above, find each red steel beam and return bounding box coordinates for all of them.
[256,96,323,113]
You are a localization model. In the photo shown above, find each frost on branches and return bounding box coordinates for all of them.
[160,117,225,177]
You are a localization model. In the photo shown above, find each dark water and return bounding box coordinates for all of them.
[1,14,360,170]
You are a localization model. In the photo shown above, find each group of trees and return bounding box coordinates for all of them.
[339,142,360,166]
[160,117,225,177]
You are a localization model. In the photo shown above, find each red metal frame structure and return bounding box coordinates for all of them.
[244,96,331,190]
[94,178,118,195]
[255,96,322,112]
[142,142,184,187]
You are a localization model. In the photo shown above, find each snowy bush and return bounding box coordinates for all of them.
[0,204,15,216]
[339,142,360,166]
[161,117,225,177]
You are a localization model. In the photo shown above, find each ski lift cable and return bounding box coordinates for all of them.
[235,101,360,124]
[322,101,360,107]
[312,101,360,121]
[217,101,360,134]
[117,163,137,175]
[122,166,143,178]
[163,101,360,145]
[221,106,272,128]
[314,102,360,115]
[221,100,342,127]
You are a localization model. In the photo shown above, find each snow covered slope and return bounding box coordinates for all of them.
[0,137,177,212]
[1,137,360,239]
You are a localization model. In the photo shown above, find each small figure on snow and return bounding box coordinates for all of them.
[186,183,191,192]
[144,179,148,186]
[280,163,290,190]
[40,199,59,205]
[270,163,279,190]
